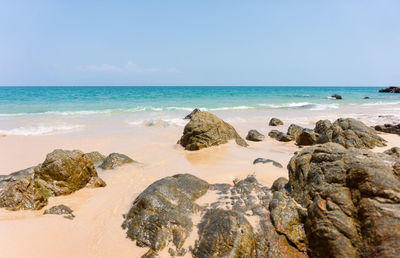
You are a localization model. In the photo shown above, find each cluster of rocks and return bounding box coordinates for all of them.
[178,109,248,150]
[379,86,400,93]
[375,123,400,136]
[269,118,386,148]
[0,150,136,211]
[122,143,400,257]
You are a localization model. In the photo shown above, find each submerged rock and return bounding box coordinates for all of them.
[331,94,342,99]
[269,118,283,126]
[379,86,400,93]
[44,204,75,220]
[99,153,136,170]
[246,129,265,141]
[375,123,400,136]
[253,158,283,168]
[85,151,106,166]
[178,109,248,150]
[0,150,105,211]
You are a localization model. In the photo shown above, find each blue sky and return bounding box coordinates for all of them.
[0,0,399,86]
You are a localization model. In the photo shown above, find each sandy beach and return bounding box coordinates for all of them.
[0,105,399,257]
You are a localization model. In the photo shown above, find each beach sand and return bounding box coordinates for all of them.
[0,110,399,258]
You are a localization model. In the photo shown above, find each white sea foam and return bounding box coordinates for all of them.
[209,106,254,111]
[362,101,400,106]
[258,102,339,110]
[0,124,83,136]
[128,118,187,127]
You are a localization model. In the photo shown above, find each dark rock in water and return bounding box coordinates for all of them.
[121,174,209,254]
[295,129,318,146]
[194,209,255,257]
[379,86,400,93]
[384,147,400,158]
[288,143,400,257]
[99,153,136,170]
[0,150,105,211]
[331,94,342,99]
[253,158,283,168]
[44,204,74,215]
[178,109,248,150]
[314,118,386,149]
[246,129,265,141]
[364,96,370,99]
[269,118,283,126]
[375,123,400,136]
[85,151,106,166]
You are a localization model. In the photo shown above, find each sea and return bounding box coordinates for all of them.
[0,86,399,136]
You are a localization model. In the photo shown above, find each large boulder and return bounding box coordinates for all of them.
[375,123,400,136]
[85,151,106,166]
[34,149,103,196]
[314,118,386,149]
[178,109,248,150]
[295,129,318,146]
[246,129,265,142]
[0,150,106,210]
[99,153,136,170]
[379,86,400,93]
[288,143,400,257]
[122,174,209,255]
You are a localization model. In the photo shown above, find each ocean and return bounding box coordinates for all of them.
[0,86,399,136]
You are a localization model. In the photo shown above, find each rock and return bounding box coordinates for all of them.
[375,123,400,136]
[253,158,283,168]
[288,143,400,257]
[0,150,105,211]
[287,124,304,139]
[268,130,293,142]
[194,209,255,257]
[269,118,283,126]
[34,149,101,196]
[315,118,386,149]
[0,174,48,211]
[99,153,136,170]
[122,174,209,254]
[246,129,265,141]
[85,151,106,166]
[86,176,107,188]
[384,147,400,158]
[44,204,75,220]
[364,96,370,99]
[331,94,342,99]
[379,86,400,93]
[178,109,248,150]
[295,129,318,146]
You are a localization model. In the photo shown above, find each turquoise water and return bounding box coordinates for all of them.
[0,86,399,115]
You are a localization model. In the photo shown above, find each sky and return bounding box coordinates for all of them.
[0,0,399,86]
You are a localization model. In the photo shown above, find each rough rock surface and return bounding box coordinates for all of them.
[375,123,400,136]
[379,86,400,93]
[246,129,265,142]
[269,118,283,126]
[295,129,318,146]
[314,118,386,148]
[178,109,248,150]
[0,150,105,210]
[268,130,292,142]
[85,151,106,166]
[122,174,209,255]
[44,204,75,219]
[288,143,400,257]
[99,153,136,170]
